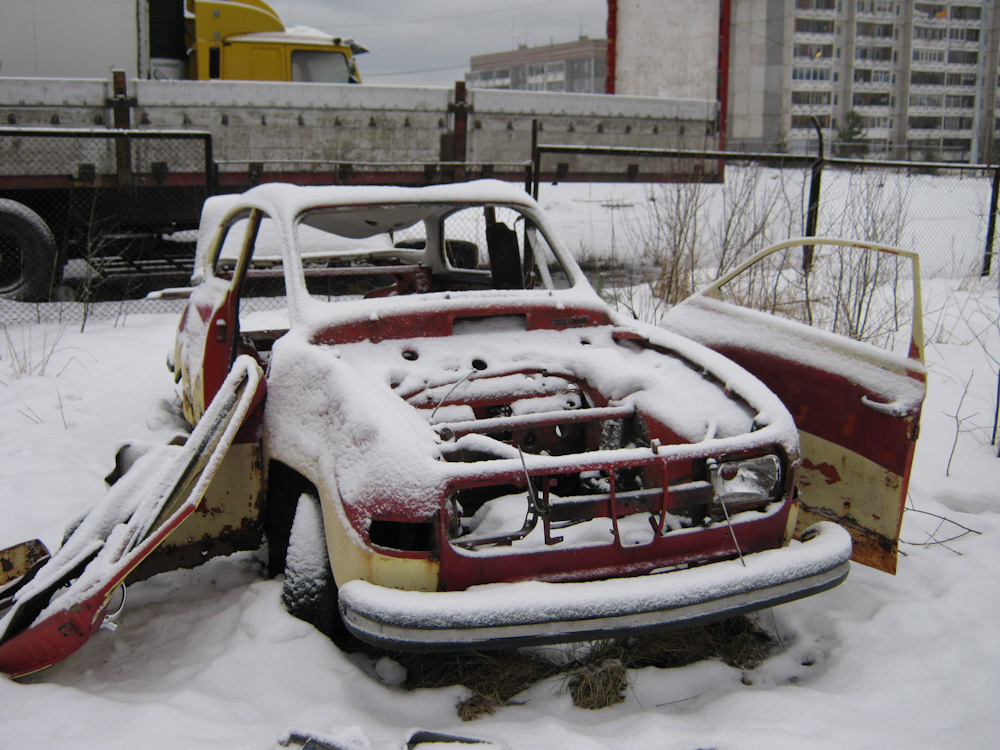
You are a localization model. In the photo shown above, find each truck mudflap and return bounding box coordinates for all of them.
[0,356,262,678]
[339,522,851,651]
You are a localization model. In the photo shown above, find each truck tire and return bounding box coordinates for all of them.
[0,199,61,301]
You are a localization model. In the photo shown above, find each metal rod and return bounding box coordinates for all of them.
[803,116,824,277]
[981,166,999,277]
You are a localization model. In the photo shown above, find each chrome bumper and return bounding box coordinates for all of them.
[338,522,852,651]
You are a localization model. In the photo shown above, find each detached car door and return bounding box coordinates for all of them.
[661,238,925,574]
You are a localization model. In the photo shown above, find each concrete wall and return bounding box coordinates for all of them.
[612,0,720,101]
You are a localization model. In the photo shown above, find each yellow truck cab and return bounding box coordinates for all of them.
[187,0,364,83]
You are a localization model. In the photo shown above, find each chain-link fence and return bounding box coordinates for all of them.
[1,139,997,329]
[534,145,999,284]
[0,128,212,324]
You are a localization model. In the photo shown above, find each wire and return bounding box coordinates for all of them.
[365,64,470,77]
[345,0,569,29]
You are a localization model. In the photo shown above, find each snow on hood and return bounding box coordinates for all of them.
[263,310,800,523]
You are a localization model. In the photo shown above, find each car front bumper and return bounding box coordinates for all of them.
[338,522,852,650]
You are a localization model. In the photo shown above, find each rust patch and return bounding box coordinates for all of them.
[796,503,897,574]
[801,458,842,485]
[841,413,856,438]
[0,539,50,587]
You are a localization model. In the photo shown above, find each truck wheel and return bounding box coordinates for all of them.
[0,199,61,301]
[281,493,357,649]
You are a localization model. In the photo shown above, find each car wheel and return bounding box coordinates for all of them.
[0,199,61,301]
[280,493,358,649]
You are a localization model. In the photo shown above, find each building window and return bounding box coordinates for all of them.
[946,72,977,86]
[792,114,831,128]
[944,95,976,109]
[856,68,892,83]
[914,3,946,17]
[792,90,832,105]
[911,70,945,85]
[856,46,893,61]
[913,25,946,40]
[947,50,978,65]
[950,5,981,21]
[948,27,979,42]
[796,0,836,9]
[794,44,834,58]
[908,115,942,129]
[796,18,835,33]
[860,115,891,128]
[856,22,893,37]
[942,118,973,131]
[912,48,945,63]
[909,93,943,107]
[855,92,892,106]
[792,67,832,81]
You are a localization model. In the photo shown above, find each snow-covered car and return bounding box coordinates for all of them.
[168,178,864,650]
[0,181,924,674]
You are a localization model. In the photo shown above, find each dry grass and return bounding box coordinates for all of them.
[391,649,562,721]
[389,615,775,719]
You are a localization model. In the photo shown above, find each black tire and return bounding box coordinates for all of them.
[281,493,357,649]
[0,199,61,301]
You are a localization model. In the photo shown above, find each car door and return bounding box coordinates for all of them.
[174,207,263,425]
[660,238,925,574]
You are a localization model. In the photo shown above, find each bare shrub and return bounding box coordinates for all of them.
[823,168,911,246]
[607,165,808,324]
[602,181,708,321]
[710,163,782,277]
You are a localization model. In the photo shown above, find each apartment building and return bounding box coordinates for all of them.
[466,37,607,94]
[727,0,999,160]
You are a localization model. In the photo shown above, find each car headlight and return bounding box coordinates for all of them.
[708,454,782,508]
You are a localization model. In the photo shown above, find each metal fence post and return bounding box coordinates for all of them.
[111,71,133,190]
[981,165,999,277]
[803,116,824,274]
[531,119,540,200]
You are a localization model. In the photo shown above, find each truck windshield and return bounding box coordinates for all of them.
[291,50,350,83]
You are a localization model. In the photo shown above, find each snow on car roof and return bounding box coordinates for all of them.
[194,180,551,270]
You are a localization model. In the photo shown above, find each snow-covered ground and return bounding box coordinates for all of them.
[1,205,999,748]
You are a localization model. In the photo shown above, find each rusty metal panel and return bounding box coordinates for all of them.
[0,540,50,589]
[129,443,266,581]
[794,431,914,574]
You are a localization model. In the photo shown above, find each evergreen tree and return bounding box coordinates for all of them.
[836,110,869,157]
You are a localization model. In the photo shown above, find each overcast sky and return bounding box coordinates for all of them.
[274,0,609,87]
